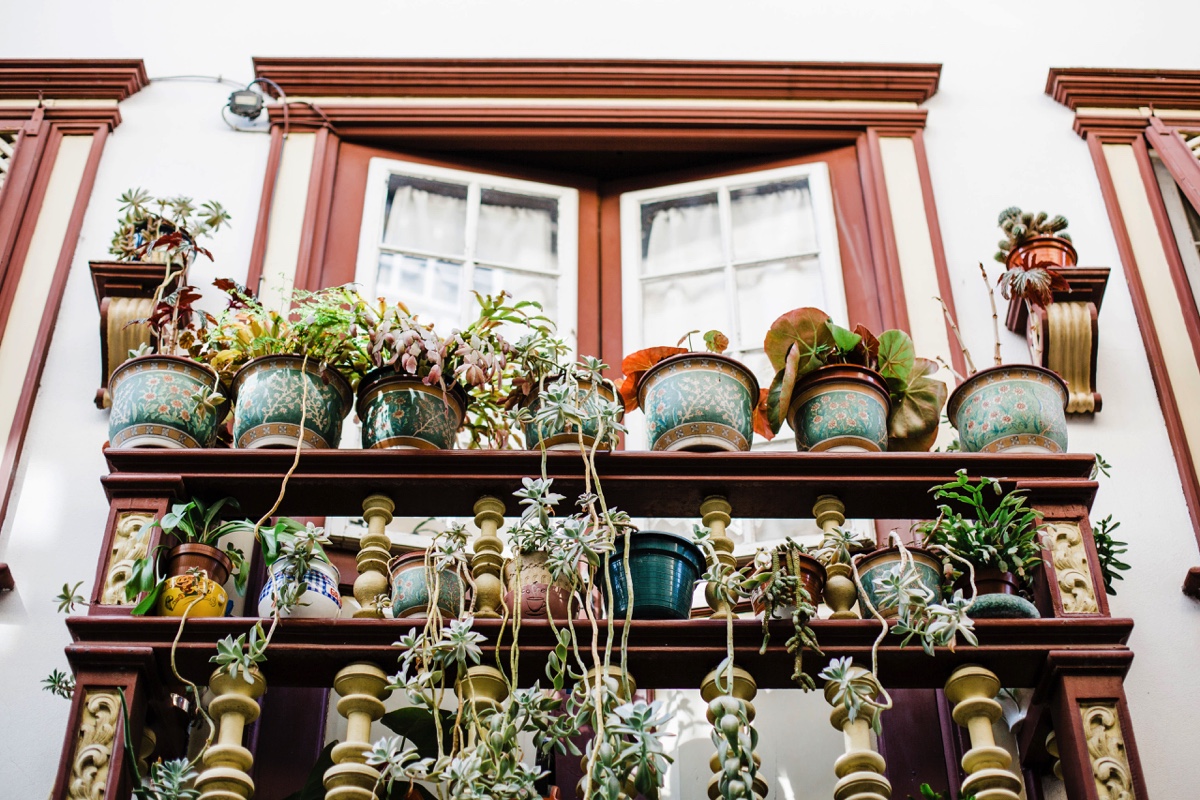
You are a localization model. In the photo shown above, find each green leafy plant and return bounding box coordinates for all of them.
[909,784,976,800]
[135,758,201,800]
[56,581,87,614]
[109,188,231,262]
[124,497,252,616]
[41,668,75,699]
[915,471,1046,585]
[818,657,891,734]
[1092,515,1130,596]
[211,621,269,682]
[257,519,334,616]
[761,307,947,451]
[995,206,1071,265]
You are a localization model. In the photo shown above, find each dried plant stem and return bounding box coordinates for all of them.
[978,262,1002,367]
[936,296,975,376]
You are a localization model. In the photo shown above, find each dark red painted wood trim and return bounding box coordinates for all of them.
[0,59,147,101]
[864,129,910,333]
[253,58,941,104]
[1048,67,1200,111]
[0,110,49,285]
[246,125,285,295]
[293,127,340,292]
[1146,117,1200,215]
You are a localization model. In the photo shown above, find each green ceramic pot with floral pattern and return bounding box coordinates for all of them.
[523,377,622,450]
[855,547,943,619]
[108,355,223,448]
[787,364,890,452]
[389,551,467,619]
[358,370,467,450]
[231,355,353,449]
[947,364,1068,454]
[637,353,758,452]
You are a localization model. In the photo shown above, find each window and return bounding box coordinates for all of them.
[1152,152,1200,315]
[0,130,16,194]
[354,157,579,342]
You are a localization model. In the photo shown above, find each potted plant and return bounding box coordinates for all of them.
[747,538,825,619]
[507,341,623,452]
[256,519,342,619]
[506,478,581,621]
[995,206,1075,271]
[107,209,230,449]
[619,330,770,452]
[854,542,944,620]
[124,497,250,617]
[388,530,469,620]
[355,291,549,450]
[915,470,1046,618]
[203,281,369,449]
[761,307,947,452]
[941,263,1069,454]
[108,188,231,264]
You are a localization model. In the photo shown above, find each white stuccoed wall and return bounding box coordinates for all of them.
[2,2,1200,798]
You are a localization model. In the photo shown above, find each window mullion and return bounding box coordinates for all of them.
[718,186,741,352]
[462,182,482,320]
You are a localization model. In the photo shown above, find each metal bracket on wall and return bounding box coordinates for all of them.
[1006,267,1111,414]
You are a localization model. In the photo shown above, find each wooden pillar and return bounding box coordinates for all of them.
[472,497,506,618]
[824,664,890,800]
[814,495,858,619]
[324,662,392,800]
[701,496,737,618]
[89,484,177,615]
[1028,497,1109,618]
[701,665,768,799]
[196,667,266,800]
[944,665,1022,800]
[353,495,394,618]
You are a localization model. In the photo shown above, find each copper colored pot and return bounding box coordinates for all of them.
[956,566,1018,597]
[1006,236,1077,271]
[749,552,827,617]
[162,543,232,586]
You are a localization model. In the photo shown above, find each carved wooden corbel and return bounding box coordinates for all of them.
[1006,267,1111,414]
[89,261,175,409]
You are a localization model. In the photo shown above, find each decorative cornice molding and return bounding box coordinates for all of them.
[253,58,941,104]
[0,60,148,101]
[1048,67,1200,110]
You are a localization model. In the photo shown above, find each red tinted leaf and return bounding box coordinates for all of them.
[618,346,687,411]
[753,387,775,441]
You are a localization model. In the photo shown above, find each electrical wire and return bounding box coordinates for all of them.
[147,74,247,88]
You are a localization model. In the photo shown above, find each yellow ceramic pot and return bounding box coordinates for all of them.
[156,572,228,617]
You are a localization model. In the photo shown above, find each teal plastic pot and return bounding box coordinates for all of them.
[854,547,943,619]
[108,355,223,448]
[358,369,467,450]
[608,531,707,620]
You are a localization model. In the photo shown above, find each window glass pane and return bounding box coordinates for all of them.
[730,178,817,263]
[641,270,729,349]
[476,188,559,271]
[473,266,560,330]
[382,175,468,256]
[735,255,827,348]
[375,252,461,324]
[641,192,723,275]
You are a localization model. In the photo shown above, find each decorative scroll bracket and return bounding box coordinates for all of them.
[1005,267,1111,414]
[89,260,176,409]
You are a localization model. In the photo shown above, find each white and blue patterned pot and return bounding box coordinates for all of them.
[257,558,342,618]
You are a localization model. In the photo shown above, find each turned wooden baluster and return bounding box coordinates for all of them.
[823,664,891,800]
[576,667,637,800]
[196,667,266,800]
[701,665,769,799]
[944,665,1023,800]
[814,495,858,619]
[701,496,737,618]
[1046,731,1063,781]
[472,497,506,618]
[354,495,394,619]
[324,662,393,800]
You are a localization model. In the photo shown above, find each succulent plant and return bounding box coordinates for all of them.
[994,206,1070,265]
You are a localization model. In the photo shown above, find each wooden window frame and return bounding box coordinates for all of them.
[0,60,147,540]
[1048,68,1200,596]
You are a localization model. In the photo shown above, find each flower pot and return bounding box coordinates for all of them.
[1006,236,1077,271]
[749,553,827,618]
[608,531,707,620]
[956,566,1019,597]
[637,353,759,452]
[257,558,342,619]
[955,566,1040,619]
[787,364,890,452]
[504,551,575,621]
[231,355,352,449]
[947,364,1068,454]
[523,376,622,451]
[854,547,943,619]
[389,551,467,619]
[108,355,223,448]
[358,369,467,450]
[156,543,231,617]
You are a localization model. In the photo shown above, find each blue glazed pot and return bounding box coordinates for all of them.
[231,355,353,449]
[358,370,467,450]
[855,547,943,619]
[608,531,707,620]
[947,364,1068,454]
[108,355,223,448]
[637,353,758,452]
[788,364,890,452]
[390,551,467,619]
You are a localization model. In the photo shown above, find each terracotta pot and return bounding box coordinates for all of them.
[637,352,759,452]
[108,355,223,449]
[522,376,622,450]
[163,543,232,585]
[231,355,353,449]
[854,547,943,619]
[358,369,468,450]
[956,566,1018,597]
[1006,236,1077,271]
[504,551,575,621]
[787,364,891,452]
[156,543,232,618]
[947,364,1068,454]
[749,552,827,618]
[389,551,467,619]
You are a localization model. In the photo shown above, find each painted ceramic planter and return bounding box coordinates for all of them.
[1006,236,1077,271]
[523,377,622,450]
[257,558,342,619]
[231,355,353,449]
[854,547,943,619]
[948,364,1068,454]
[358,370,466,450]
[504,551,575,621]
[749,553,827,619]
[637,353,758,452]
[787,365,890,452]
[156,544,231,617]
[389,551,467,619]
[609,531,707,620]
[108,355,223,449]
